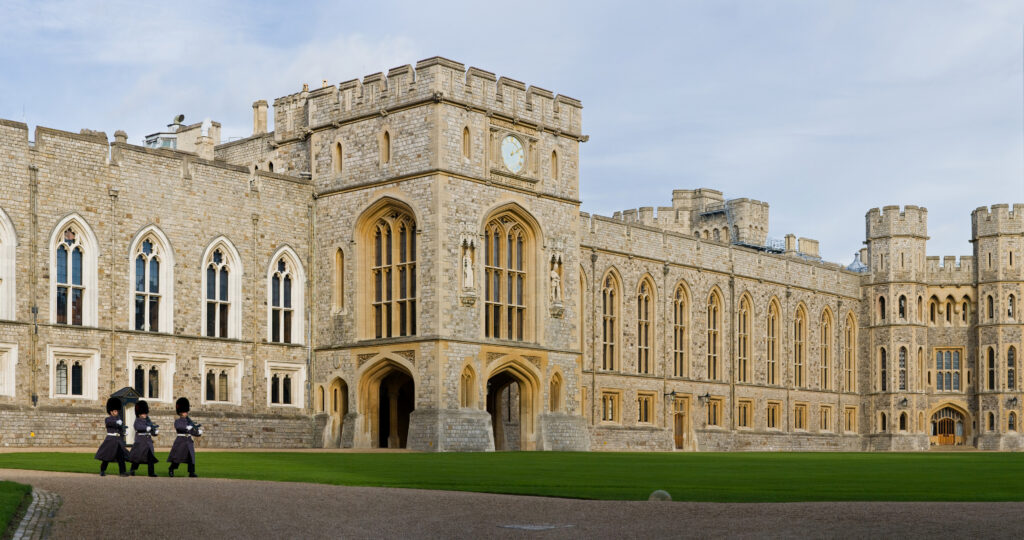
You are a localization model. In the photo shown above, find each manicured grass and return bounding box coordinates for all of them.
[0,481,31,535]
[0,451,1022,502]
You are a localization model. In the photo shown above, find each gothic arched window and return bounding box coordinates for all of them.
[484,214,530,341]
[793,306,807,387]
[370,210,417,339]
[601,273,620,370]
[672,285,688,377]
[737,297,751,383]
[707,291,722,380]
[636,279,653,374]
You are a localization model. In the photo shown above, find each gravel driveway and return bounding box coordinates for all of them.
[2,468,1023,539]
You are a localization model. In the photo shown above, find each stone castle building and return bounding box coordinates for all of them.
[0,57,1020,451]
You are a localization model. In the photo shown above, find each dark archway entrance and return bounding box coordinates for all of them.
[487,372,522,451]
[377,371,414,449]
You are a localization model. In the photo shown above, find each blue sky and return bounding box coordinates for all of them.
[2,0,1022,263]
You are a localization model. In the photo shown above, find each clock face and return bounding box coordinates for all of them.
[501,135,525,174]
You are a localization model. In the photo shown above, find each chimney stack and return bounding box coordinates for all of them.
[252,100,268,135]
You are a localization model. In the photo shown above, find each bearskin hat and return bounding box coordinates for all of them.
[175,397,190,414]
[135,400,149,415]
[106,397,121,414]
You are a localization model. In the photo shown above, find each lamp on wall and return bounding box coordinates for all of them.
[1009,397,1019,407]
[698,392,711,403]
[899,397,908,407]
[663,390,678,398]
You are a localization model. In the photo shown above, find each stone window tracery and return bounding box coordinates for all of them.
[767,301,780,385]
[672,285,688,378]
[267,250,305,345]
[737,297,750,383]
[205,248,232,338]
[371,210,417,339]
[793,306,806,387]
[898,346,907,391]
[707,291,722,380]
[844,314,856,392]
[55,228,85,325]
[601,273,619,370]
[132,237,166,332]
[820,311,832,390]
[636,279,653,374]
[484,215,527,341]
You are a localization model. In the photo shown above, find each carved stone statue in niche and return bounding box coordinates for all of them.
[550,269,561,302]
[463,254,474,289]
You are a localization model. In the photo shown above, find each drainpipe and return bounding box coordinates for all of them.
[306,199,315,413]
[590,251,597,425]
[28,165,38,406]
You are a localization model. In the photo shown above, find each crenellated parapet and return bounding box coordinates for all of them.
[926,255,975,285]
[271,56,584,144]
[610,188,770,246]
[865,205,928,239]
[972,204,1024,239]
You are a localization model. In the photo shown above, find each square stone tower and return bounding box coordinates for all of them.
[246,58,591,451]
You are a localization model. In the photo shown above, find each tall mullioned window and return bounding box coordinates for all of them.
[133,240,161,331]
[55,228,85,326]
[373,210,417,339]
[820,311,832,390]
[793,306,806,387]
[484,216,526,341]
[707,291,722,380]
[767,301,779,385]
[270,258,293,343]
[935,349,960,392]
[898,347,907,391]
[205,249,231,338]
[673,285,687,377]
[879,348,887,392]
[737,298,750,383]
[601,274,619,370]
[844,314,856,392]
[1008,347,1016,390]
[636,280,652,374]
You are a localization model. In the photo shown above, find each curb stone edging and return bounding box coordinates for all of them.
[11,489,60,540]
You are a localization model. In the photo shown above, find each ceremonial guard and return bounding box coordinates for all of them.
[94,397,128,477]
[167,397,202,477]
[128,399,160,477]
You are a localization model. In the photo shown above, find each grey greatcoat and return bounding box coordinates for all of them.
[127,418,159,465]
[93,416,128,462]
[166,417,201,464]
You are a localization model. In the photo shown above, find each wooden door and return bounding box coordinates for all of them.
[937,418,955,445]
[674,413,686,449]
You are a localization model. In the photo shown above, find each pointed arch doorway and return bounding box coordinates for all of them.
[359,358,415,449]
[485,358,540,451]
[930,406,967,446]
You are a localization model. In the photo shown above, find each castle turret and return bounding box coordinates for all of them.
[971,205,1024,449]
[864,205,930,449]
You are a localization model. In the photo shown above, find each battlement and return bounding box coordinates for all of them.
[865,205,928,239]
[610,187,771,247]
[270,56,584,143]
[926,255,975,284]
[971,204,1024,238]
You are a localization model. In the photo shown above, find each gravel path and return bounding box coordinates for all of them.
[2,468,1023,539]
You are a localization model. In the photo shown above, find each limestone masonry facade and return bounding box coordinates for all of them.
[0,57,1020,451]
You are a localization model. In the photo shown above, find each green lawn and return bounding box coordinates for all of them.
[0,481,31,535]
[0,452,1021,502]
